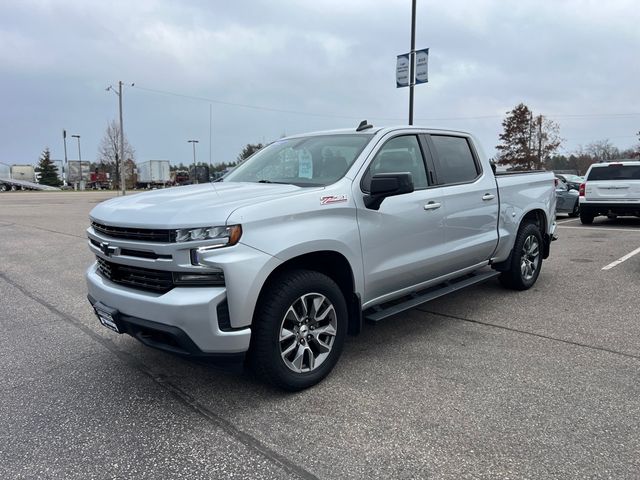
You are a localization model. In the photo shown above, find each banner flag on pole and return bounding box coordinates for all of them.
[396,53,410,88]
[415,48,429,84]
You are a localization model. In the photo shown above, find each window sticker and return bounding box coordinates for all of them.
[298,149,313,179]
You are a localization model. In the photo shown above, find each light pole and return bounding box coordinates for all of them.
[62,129,68,185]
[71,134,82,161]
[188,140,199,184]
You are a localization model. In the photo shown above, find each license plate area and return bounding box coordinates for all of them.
[94,302,122,333]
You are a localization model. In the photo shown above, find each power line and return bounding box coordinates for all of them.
[130,84,640,123]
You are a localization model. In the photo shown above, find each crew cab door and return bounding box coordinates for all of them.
[355,133,450,303]
[425,134,500,272]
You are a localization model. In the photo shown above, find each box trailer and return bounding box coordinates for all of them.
[11,165,36,183]
[137,160,170,188]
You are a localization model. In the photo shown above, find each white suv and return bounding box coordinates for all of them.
[579,160,640,224]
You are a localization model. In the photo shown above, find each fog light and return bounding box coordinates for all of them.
[172,270,225,286]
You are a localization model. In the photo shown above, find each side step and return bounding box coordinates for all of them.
[364,268,500,323]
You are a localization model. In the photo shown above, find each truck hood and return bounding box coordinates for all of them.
[90,182,311,228]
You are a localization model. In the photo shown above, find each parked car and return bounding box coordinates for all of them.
[86,124,557,390]
[555,173,583,191]
[555,178,580,216]
[579,160,640,224]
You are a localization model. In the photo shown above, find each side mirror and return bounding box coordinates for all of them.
[363,172,414,210]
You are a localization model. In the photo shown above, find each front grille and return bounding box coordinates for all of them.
[96,257,174,293]
[89,238,171,260]
[92,221,175,243]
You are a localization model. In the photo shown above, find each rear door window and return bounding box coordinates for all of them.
[429,135,480,185]
[588,165,640,181]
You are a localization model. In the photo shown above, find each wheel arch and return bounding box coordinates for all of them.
[493,208,550,272]
[255,250,362,335]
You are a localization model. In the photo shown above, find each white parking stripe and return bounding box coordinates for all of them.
[602,246,640,270]
[556,218,579,224]
[558,225,640,233]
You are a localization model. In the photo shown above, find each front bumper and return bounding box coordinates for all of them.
[86,263,251,355]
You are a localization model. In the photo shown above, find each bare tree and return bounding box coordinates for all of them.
[585,139,619,162]
[97,120,135,187]
[532,115,563,168]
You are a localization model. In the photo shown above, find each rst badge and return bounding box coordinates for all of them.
[320,194,348,205]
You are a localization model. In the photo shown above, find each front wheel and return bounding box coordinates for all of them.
[499,222,543,291]
[250,269,347,391]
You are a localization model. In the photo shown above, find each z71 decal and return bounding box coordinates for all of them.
[320,194,348,205]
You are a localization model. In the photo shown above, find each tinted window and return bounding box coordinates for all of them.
[430,135,479,184]
[364,135,428,190]
[587,165,640,181]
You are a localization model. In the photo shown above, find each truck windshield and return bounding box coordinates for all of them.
[222,134,372,186]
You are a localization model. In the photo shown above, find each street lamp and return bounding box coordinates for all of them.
[71,134,82,161]
[188,140,199,184]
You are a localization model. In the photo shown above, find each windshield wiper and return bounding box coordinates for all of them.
[257,179,292,184]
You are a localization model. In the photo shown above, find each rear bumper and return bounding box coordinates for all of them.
[579,201,640,216]
[86,263,252,355]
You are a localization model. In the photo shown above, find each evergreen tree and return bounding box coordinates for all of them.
[237,143,264,162]
[496,103,535,170]
[35,148,62,187]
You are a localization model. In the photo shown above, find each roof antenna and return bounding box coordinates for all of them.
[356,120,373,132]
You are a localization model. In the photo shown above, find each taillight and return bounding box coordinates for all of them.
[579,183,586,196]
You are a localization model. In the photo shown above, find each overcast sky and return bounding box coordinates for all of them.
[1,0,638,167]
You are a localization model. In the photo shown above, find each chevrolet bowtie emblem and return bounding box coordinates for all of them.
[100,242,118,257]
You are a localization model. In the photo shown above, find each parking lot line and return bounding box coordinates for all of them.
[558,225,640,233]
[556,218,580,224]
[602,246,640,270]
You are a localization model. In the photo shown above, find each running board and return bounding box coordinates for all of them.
[364,269,500,323]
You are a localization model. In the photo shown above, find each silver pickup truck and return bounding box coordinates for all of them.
[86,124,557,390]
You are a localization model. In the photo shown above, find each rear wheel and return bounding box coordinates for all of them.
[250,269,347,391]
[568,201,579,217]
[580,209,594,224]
[499,222,543,291]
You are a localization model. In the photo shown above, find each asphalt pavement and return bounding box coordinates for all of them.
[1,191,639,479]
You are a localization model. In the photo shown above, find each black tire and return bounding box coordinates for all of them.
[580,209,594,224]
[250,269,347,391]
[499,222,543,291]
[568,201,579,218]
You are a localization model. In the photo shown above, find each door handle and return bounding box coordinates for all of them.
[424,202,442,211]
[482,193,495,201]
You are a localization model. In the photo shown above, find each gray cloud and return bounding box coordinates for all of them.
[0,0,638,167]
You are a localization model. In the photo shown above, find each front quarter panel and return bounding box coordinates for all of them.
[226,179,364,302]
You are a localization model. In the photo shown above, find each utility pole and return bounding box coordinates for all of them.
[188,140,199,184]
[528,111,533,170]
[408,0,417,125]
[118,81,126,195]
[62,130,68,185]
[537,115,543,169]
[209,104,213,180]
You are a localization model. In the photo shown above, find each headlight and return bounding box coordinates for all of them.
[175,224,242,246]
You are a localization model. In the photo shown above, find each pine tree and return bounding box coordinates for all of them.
[496,104,563,170]
[495,103,535,170]
[35,148,62,187]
